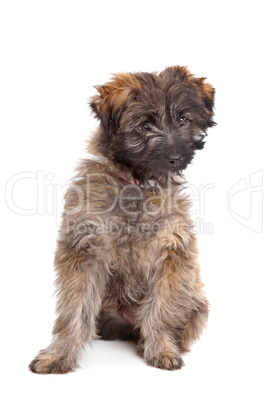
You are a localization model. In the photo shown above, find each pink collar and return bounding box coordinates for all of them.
[118,172,160,187]
[118,172,140,185]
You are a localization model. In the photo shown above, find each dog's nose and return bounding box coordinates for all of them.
[168,155,184,167]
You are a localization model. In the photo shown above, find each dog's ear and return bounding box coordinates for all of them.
[161,65,215,115]
[90,85,111,121]
[90,74,141,135]
[182,66,215,127]
[191,76,215,113]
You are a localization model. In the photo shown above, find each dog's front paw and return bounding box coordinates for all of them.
[29,352,74,374]
[146,352,184,370]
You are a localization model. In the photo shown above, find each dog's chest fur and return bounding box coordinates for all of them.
[63,159,192,248]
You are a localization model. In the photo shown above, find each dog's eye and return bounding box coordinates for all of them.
[142,122,152,130]
[179,116,188,126]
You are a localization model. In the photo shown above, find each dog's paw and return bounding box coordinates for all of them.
[146,352,184,370]
[29,353,74,374]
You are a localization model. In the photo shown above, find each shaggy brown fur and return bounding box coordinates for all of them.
[29,65,215,373]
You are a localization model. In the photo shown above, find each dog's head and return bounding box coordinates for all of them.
[90,65,215,183]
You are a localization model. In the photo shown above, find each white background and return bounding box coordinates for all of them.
[1,0,267,401]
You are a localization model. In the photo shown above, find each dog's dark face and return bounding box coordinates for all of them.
[90,66,215,183]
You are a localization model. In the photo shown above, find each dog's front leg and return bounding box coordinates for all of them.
[138,326,184,371]
[137,265,186,371]
[29,249,107,374]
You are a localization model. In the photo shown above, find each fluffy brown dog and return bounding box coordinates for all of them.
[29,65,215,373]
